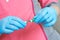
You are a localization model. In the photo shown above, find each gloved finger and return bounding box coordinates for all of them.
[34,9,48,23]
[0,30,4,34]
[6,25,19,30]
[33,9,44,19]
[4,29,13,34]
[9,16,26,26]
[43,19,56,27]
[9,20,25,28]
[38,12,50,23]
[45,16,53,23]
[34,7,50,19]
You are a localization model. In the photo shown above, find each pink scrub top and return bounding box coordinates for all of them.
[0,0,34,20]
[0,0,47,40]
[0,0,58,40]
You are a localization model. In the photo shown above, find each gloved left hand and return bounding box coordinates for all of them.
[0,16,26,34]
[33,7,57,27]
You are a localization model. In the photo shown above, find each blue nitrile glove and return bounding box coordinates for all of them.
[0,16,26,34]
[33,7,57,27]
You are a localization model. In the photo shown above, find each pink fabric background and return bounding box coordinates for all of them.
[38,0,58,8]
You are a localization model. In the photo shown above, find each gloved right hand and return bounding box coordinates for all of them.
[0,16,26,34]
[33,7,57,27]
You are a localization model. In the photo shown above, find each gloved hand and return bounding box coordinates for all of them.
[33,7,57,27]
[0,16,26,34]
